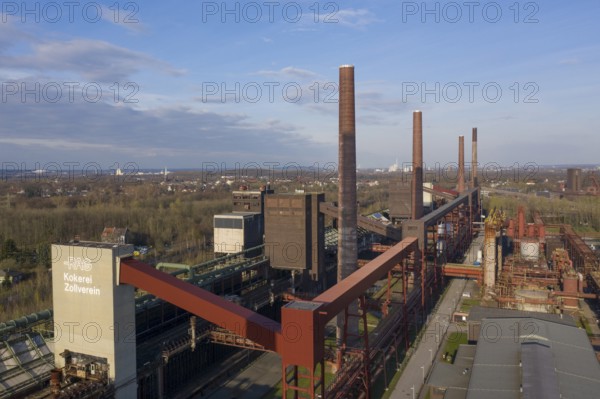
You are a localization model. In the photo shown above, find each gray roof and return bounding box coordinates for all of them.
[443,388,468,399]
[521,342,560,399]
[467,306,576,327]
[429,345,476,390]
[466,317,600,399]
[214,212,260,218]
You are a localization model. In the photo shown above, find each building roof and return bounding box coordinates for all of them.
[57,241,121,249]
[0,332,54,398]
[465,316,600,399]
[468,306,576,327]
[443,388,468,399]
[429,344,475,391]
[521,342,560,399]
[214,212,260,218]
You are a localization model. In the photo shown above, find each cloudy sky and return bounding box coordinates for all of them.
[0,1,598,170]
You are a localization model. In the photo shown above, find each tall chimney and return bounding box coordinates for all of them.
[457,135,465,193]
[471,128,478,187]
[411,111,424,219]
[337,65,358,346]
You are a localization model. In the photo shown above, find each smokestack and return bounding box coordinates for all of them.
[411,111,424,219]
[337,65,358,346]
[457,135,465,193]
[471,128,478,188]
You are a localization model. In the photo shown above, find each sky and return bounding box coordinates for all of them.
[0,0,599,171]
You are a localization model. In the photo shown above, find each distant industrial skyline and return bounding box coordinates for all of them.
[1,1,599,168]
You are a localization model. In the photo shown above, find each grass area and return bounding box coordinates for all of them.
[442,332,468,363]
[358,312,382,335]
[578,316,594,336]
[460,298,480,313]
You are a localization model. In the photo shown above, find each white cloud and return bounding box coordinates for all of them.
[558,58,582,65]
[0,39,185,82]
[100,5,146,34]
[329,8,381,29]
[254,66,318,79]
[0,96,333,167]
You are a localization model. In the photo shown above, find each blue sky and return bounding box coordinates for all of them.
[0,0,598,170]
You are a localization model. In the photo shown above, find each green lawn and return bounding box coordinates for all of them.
[460,298,480,312]
[442,332,467,363]
[578,316,593,336]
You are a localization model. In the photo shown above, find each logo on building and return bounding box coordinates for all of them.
[63,256,93,272]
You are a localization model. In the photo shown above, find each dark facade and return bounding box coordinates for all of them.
[232,189,272,214]
[264,193,324,280]
[566,168,582,192]
[389,180,412,222]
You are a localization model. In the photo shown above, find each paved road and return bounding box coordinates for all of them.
[389,278,466,399]
[390,234,483,399]
[199,352,281,399]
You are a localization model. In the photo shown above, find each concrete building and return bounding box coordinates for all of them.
[389,180,412,221]
[213,213,262,254]
[51,242,136,399]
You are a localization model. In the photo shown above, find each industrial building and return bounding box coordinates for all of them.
[428,308,600,399]
[213,212,262,254]
[1,64,599,399]
[264,193,325,283]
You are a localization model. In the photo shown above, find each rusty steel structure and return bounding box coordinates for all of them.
[13,64,489,399]
[559,224,599,274]
[486,209,600,311]
[411,111,424,220]
[457,135,465,193]
[319,202,401,241]
[119,238,422,399]
[117,71,483,396]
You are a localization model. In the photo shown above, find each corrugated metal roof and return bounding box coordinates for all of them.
[468,306,576,327]
[465,317,600,399]
[521,342,560,399]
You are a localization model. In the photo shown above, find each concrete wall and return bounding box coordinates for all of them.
[52,242,136,398]
[214,226,245,253]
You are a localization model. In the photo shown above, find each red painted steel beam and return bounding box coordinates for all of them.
[313,237,418,321]
[120,258,282,351]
